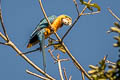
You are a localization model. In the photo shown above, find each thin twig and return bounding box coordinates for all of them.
[0,42,6,45]
[81,72,85,80]
[57,54,64,80]
[48,49,69,63]
[38,0,53,30]
[21,42,59,55]
[0,32,7,41]
[0,0,9,41]
[26,69,49,80]
[54,59,69,64]
[46,42,59,48]
[103,55,108,61]
[108,8,120,22]
[63,68,68,80]
[23,47,40,55]
[60,59,69,62]
[48,49,57,61]
[69,76,72,80]
[106,60,116,65]
[61,0,92,41]
[73,0,80,15]
[82,11,100,16]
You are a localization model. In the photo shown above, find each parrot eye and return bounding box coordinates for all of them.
[62,18,72,26]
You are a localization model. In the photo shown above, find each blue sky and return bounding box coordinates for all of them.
[0,0,120,80]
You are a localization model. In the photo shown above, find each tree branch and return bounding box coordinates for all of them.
[106,60,116,65]
[26,69,49,80]
[81,72,85,80]
[69,76,72,80]
[108,8,120,22]
[0,32,7,41]
[48,49,57,61]
[0,41,7,45]
[73,0,80,15]
[0,0,9,41]
[61,0,92,41]
[63,68,68,80]
[82,11,100,16]
[57,54,64,80]
[22,47,40,55]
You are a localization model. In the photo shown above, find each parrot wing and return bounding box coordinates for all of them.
[30,15,57,38]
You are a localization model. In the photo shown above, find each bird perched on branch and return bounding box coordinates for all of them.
[27,14,72,71]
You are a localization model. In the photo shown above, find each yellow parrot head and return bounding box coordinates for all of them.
[62,15,72,26]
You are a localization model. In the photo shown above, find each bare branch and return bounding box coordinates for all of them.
[69,76,72,80]
[60,59,69,62]
[73,0,80,15]
[0,41,8,45]
[103,55,108,61]
[81,72,85,80]
[61,0,92,41]
[26,69,49,80]
[48,49,57,61]
[63,68,68,80]
[108,8,120,22]
[82,11,100,16]
[22,42,59,55]
[0,32,7,41]
[48,49,69,63]
[0,0,9,41]
[22,47,40,55]
[46,42,59,48]
[57,54,64,80]
[106,60,116,65]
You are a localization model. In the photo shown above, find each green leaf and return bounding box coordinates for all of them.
[89,65,99,70]
[79,0,101,11]
[53,44,66,53]
[80,0,84,4]
[48,39,54,45]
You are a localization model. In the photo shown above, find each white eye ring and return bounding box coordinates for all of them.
[62,19,72,26]
[62,19,69,25]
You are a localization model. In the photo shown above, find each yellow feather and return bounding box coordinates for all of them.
[27,43,33,48]
[44,15,66,38]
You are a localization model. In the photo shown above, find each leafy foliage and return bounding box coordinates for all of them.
[48,38,66,53]
[88,22,120,80]
[108,22,120,47]
[79,0,101,11]
[88,57,120,80]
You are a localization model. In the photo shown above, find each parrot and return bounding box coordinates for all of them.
[27,14,72,71]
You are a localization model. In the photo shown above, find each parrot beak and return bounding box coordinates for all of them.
[68,22,72,26]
